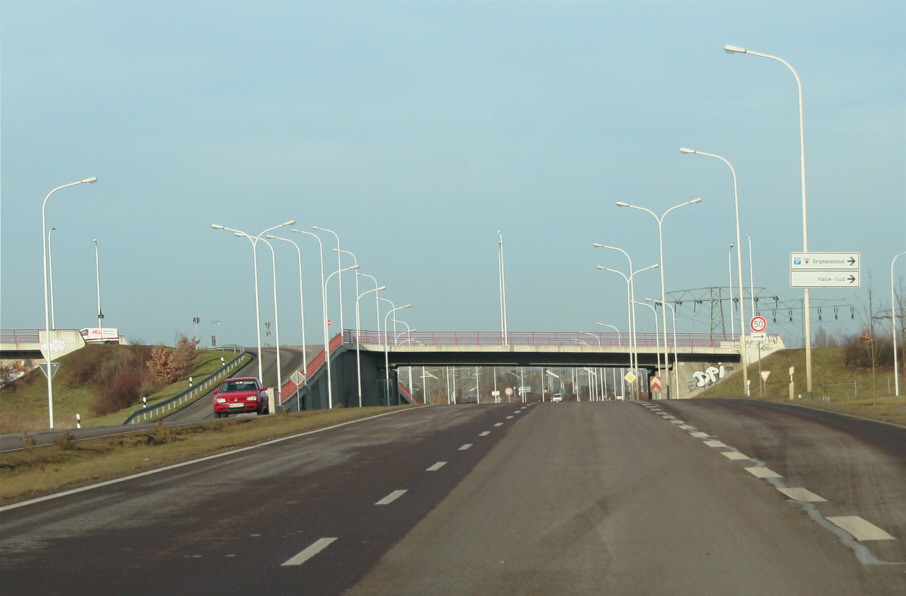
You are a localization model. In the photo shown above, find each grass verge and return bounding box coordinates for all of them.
[0,406,408,504]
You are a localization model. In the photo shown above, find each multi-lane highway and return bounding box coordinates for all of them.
[1,400,903,595]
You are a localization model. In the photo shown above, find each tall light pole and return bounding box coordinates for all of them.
[42,177,97,429]
[728,243,736,338]
[268,234,309,390]
[633,300,662,397]
[596,322,622,345]
[323,263,359,408]
[358,272,383,335]
[293,229,327,406]
[384,303,411,405]
[594,242,655,395]
[313,226,344,332]
[680,147,749,396]
[724,44,809,397]
[211,220,295,387]
[746,233,756,316]
[616,197,701,398]
[498,230,509,344]
[93,239,104,330]
[892,251,906,396]
[646,298,680,399]
[356,283,386,406]
[595,262,659,399]
[258,237,283,413]
[336,248,360,338]
[48,227,57,329]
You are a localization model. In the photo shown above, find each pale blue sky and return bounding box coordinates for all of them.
[2,1,904,348]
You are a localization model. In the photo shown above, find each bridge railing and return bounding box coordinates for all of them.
[1,329,42,344]
[350,330,738,348]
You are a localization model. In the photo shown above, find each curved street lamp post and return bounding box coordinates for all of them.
[681,147,749,396]
[42,177,97,429]
[723,43,809,397]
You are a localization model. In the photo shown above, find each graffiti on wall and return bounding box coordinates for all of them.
[691,364,725,388]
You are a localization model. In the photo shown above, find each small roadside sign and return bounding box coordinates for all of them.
[790,270,860,288]
[624,371,637,384]
[761,371,771,382]
[505,387,513,396]
[39,362,61,379]
[750,316,767,333]
[790,252,859,270]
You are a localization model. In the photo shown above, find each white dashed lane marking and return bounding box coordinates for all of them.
[778,487,828,502]
[282,537,337,567]
[426,462,447,472]
[459,444,473,451]
[826,516,896,541]
[721,451,750,461]
[704,440,728,448]
[376,490,407,506]
[746,466,782,479]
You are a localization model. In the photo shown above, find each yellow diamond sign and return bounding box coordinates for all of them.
[624,371,637,384]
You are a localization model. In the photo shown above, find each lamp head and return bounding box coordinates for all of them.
[690,197,703,204]
[596,265,608,271]
[615,201,629,207]
[211,224,224,230]
[282,220,295,227]
[82,177,98,184]
[679,147,696,155]
[724,44,747,54]
[592,243,604,248]
[266,234,277,239]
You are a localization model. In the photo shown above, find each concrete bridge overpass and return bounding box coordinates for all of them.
[353,330,745,368]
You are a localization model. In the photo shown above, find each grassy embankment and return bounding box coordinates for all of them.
[0,347,251,432]
[696,347,906,427]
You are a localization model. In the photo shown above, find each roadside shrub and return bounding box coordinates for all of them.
[147,335,197,384]
[52,433,76,450]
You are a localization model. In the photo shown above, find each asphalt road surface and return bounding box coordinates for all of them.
[1,400,904,595]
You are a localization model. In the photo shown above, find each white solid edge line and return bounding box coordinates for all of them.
[0,408,416,513]
[376,490,407,506]
[282,537,337,566]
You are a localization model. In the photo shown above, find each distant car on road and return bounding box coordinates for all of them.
[551,393,563,402]
[212,377,268,418]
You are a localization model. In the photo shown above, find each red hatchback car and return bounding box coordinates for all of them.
[212,377,269,418]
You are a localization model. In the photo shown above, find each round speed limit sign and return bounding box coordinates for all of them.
[750,316,767,333]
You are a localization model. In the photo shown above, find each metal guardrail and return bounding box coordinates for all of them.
[122,349,250,424]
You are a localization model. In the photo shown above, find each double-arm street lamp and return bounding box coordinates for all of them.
[616,197,701,398]
[42,177,97,429]
[680,147,749,395]
[211,220,294,395]
[595,259,659,400]
[723,43,810,397]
